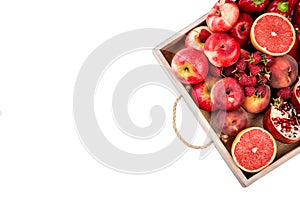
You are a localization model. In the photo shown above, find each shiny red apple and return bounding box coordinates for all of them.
[213,107,249,136]
[191,76,219,112]
[204,33,241,67]
[206,0,240,32]
[210,77,245,111]
[229,12,254,47]
[171,48,209,85]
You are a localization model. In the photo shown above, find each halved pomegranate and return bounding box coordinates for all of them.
[263,99,300,144]
[292,77,300,112]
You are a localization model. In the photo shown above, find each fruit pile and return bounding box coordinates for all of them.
[171,0,300,173]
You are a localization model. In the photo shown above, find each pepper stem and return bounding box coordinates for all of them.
[278,2,289,13]
[252,0,265,5]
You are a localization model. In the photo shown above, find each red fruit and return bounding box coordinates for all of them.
[211,77,245,111]
[238,73,256,87]
[250,13,296,56]
[222,65,237,77]
[185,26,212,51]
[268,54,298,89]
[191,76,219,112]
[277,87,292,99]
[237,0,270,13]
[248,63,261,76]
[257,75,268,85]
[206,0,240,32]
[256,85,267,98]
[234,49,250,71]
[213,107,249,136]
[263,99,300,144]
[293,2,300,26]
[262,54,275,67]
[171,48,209,85]
[229,12,254,47]
[231,127,277,173]
[248,51,262,65]
[240,48,251,60]
[243,85,271,114]
[198,29,212,41]
[249,76,257,86]
[292,77,300,112]
[234,59,247,71]
[288,31,300,62]
[209,65,223,77]
[236,72,248,85]
[266,0,298,21]
[245,86,256,97]
[204,33,241,67]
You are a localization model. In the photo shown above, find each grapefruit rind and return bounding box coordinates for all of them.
[231,127,277,173]
[250,12,296,57]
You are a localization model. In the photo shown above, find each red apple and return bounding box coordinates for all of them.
[268,55,298,89]
[204,33,241,67]
[210,77,245,111]
[229,12,254,47]
[191,76,219,112]
[185,26,212,51]
[171,48,209,85]
[206,0,240,32]
[213,107,249,136]
[242,85,271,114]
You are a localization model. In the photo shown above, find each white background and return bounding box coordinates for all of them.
[1,0,300,199]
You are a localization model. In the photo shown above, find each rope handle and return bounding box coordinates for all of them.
[172,95,214,149]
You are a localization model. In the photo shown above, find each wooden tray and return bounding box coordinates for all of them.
[153,14,300,187]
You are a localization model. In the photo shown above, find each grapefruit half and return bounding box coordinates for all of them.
[250,12,296,56]
[231,127,277,173]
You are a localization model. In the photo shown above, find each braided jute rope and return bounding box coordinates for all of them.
[172,95,214,149]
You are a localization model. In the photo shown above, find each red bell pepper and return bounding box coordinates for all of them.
[293,1,300,25]
[237,0,270,13]
[288,27,300,61]
[266,0,299,21]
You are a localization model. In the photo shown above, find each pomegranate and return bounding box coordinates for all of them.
[263,98,300,144]
[292,77,300,112]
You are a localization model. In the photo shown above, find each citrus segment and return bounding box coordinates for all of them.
[231,127,277,173]
[250,12,296,56]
